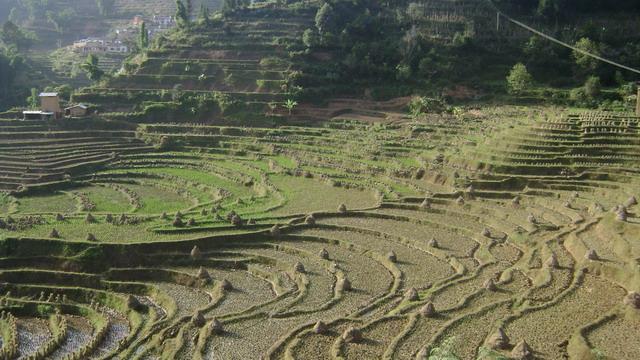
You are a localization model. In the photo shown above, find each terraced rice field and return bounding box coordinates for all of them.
[1,108,640,359]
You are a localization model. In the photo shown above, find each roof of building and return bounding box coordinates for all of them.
[65,104,88,110]
[39,92,59,97]
[23,111,54,115]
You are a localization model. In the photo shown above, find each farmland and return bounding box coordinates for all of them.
[0,107,639,359]
[2,0,640,359]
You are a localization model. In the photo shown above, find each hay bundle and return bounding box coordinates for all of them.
[563,201,572,208]
[190,245,202,259]
[105,214,114,223]
[585,249,599,260]
[420,198,431,210]
[192,311,206,327]
[527,214,537,224]
[511,340,533,359]
[313,321,328,334]
[210,318,224,334]
[160,212,168,220]
[428,238,439,248]
[84,213,96,224]
[49,228,60,238]
[337,277,352,292]
[86,233,97,242]
[511,196,520,206]
[483,278,497,291]
[127,295,144,311]
[231,214,243,227]
[456,196,465,206]
[419,302,436,317]
[337,204,347,213]
[293,262,305,273]
[173,217,184,227]
[270,225,281,237]
[616,209,628,222]
[341,327,362,343]
[625,196,637,207]
[247,218,256,225]
[416,347,429,359]
[305,214,316,225]
[55,213,65,221]
[319,248,329,260]
[545,254,559,269]
[175,211,183,219]
[482,228,491,238]
[187,218,196,226]
[196,267,210,280]
[623,292,640,309]
[486,328,510,349]
[387,251,397,263]
[404,288,419,301]
[220,279,233,291]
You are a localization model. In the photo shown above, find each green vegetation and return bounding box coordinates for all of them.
[0,1,639,359]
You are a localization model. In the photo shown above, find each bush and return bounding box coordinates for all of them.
[506,63,533,95]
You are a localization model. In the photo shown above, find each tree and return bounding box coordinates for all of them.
[96,0,115,17]
[506,63,533,95]
[283,99,298,115]
[175,0,189,28]
[46,9,76,34]
[27,88,38,109]
[302,29,319,49]
[1,21,35,51]
[198,4,211,25]
[315,3,334,35]
[139,22,149,49]
[573,37,600,73]
[80,54,104,81]
[584,76,601,98]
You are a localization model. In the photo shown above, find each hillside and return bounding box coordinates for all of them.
[1,1,640,359]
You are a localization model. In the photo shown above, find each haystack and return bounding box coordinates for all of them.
[293,262,306,273]
[341,327,362,343]
[313,321,328,334]
[210,318,224,334]
[419,302,436,317]
[190,245,202,259]
[510,340,533,359]
[486,328,510,349]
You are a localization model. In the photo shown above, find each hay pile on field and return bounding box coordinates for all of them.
[546,254,559,268]
[197,267,210,280]
[420,302,436,317]
[192,311,206,327]
[293,262,305,273]
[210,318,224,334]
[49,228,60,238]
[191,245,202,259]
[404,288,419,301]
[511,340,533,359]
[305,214,316,225]
[341,327,362,343]
[387,251,397,263]
[319,248,329,259]
[220,279,233,291]
[313,321,328,334]
[86,233,97,241]
[338,204,347,213]
[337,277,352,291]
[270,224,281,237]
[623,292,640,309]
[486,328,510,349]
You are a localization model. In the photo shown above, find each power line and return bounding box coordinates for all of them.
[487,0,640,75]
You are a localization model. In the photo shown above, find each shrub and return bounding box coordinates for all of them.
[506,63,533,95]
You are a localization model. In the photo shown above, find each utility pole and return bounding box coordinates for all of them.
[636,87,640,116]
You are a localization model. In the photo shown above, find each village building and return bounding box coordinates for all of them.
[72,38,129,54]
[65,104,89,117]
[23,93,62,120]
